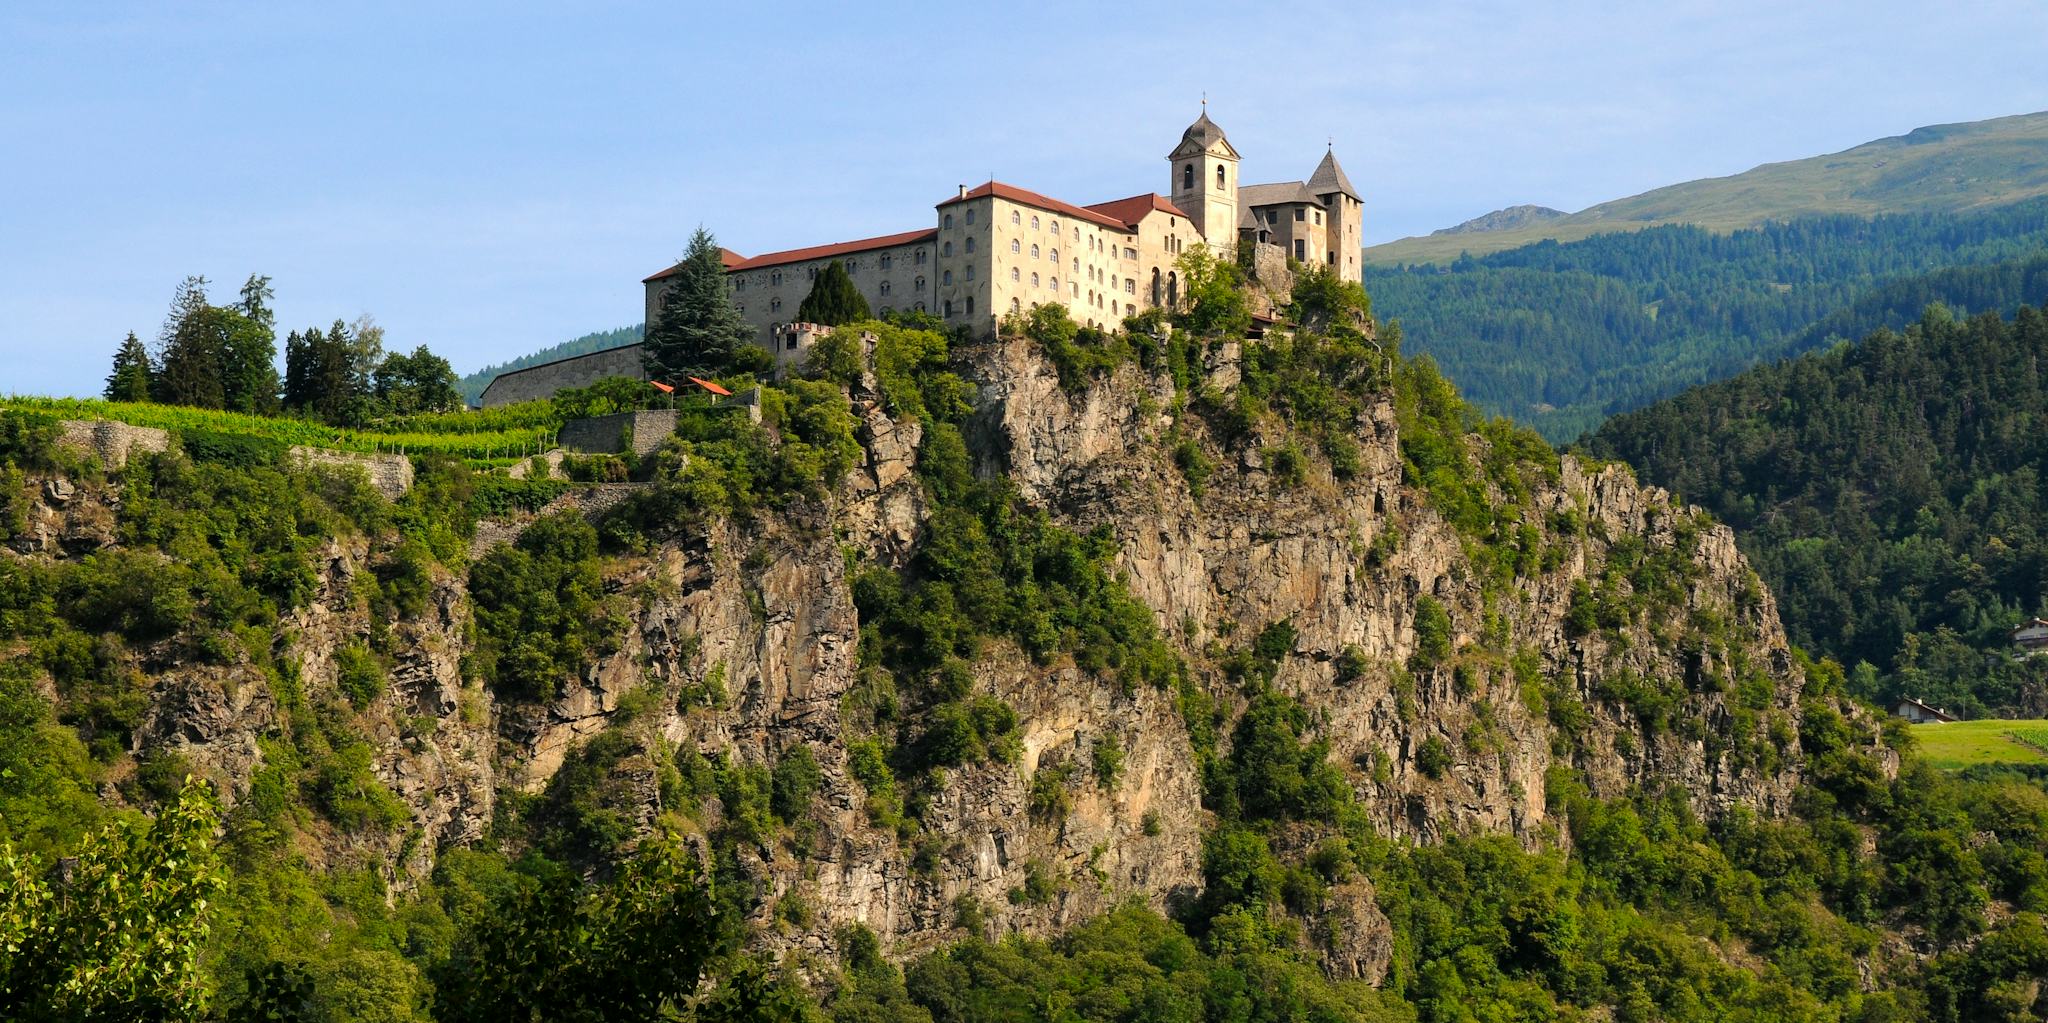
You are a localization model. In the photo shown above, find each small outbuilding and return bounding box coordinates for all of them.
[1891,696,1958,724]
[2012,617,2048,657]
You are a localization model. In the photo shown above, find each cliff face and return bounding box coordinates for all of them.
[15,332,1833,978]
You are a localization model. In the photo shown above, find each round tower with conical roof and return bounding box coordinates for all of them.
[1167,106,1241,252]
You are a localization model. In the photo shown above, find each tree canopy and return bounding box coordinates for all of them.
[643,227,767,384]
[795,259,871,325]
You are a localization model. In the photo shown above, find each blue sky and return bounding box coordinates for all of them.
[5,1,2047,397]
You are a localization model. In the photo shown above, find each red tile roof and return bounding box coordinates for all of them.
[1084,193,1191,228]
[642,248,747,283]
[940,182,1132,231]
[728,228,938,272]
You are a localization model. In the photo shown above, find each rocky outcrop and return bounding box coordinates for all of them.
[27,324,1851,983]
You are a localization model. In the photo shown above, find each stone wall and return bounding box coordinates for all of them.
[57,420,169,469]
[288,448,415,500]
[479,344,647,407]
[558,409,678,457]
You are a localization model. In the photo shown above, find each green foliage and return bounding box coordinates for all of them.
[797,260,873,325]
[770,744,823,822]
[1091,733,1125,789]
[433,832,733,1023]
[1409,596,1452,671]
[0,779,225,1021]
[642,226,768,384]
[1588,303,2048,716]
[1414,736,1452,780]
[468,512,620,702]
[105,331,154,403]
[1174,245,1252,339]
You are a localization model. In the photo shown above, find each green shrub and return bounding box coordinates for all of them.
[1416,736,1453,779]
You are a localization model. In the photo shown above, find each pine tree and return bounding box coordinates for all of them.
[795,260,871,325]
[152,276,225,408]
[104,332,153,402]
[219,274,279,414]
[642,227,761,384]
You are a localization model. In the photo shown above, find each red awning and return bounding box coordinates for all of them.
[688,377,733,397]
[649,380,675,393]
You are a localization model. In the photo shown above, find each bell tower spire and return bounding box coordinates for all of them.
[1166,105,1241,251]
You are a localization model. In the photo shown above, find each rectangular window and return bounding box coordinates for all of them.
[1293,239,1306,260]
[1314,211,1322,225]
[1328,251,1337,265]
[1293,209,1305,222]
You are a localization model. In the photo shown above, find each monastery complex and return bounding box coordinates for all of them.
[642,109,1363,354]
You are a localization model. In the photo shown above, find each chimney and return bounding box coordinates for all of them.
[957,184,967,199]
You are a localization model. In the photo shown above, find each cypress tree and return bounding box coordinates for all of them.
[796,260,870,325]
[104,332,153,402]
[642,227,760,384]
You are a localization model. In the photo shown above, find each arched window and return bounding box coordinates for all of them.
[1049,248,1058,261]
[807,266,818,280]
[915,301,926,312]
[943,241,953,257]
[880,254,892,269]
[965,237,976,253]
[1030,244,1039,258]
[1049,276,1058,290]
[1182,164,1193,190]
[1031,272,1040,287]
[966,296,974,314]
[1151,268,1162,305]
[880,281,892,296]
[1011,210,1021,225]
[771,297,782,311]
[915,275,925,290]
[1011,297,1021,313]
[1167,271,1178,307]
[1051,220,1059,234]
[1125,303,1135,317]
[734,277,745,291]
[943,270,953,285]
[965,209,975,224]
[737,304,744,314]
[846,259,857,272]
[1073,226,1080,240]
[965,265,974,280]
[916,249,927,265]
[1031,216,1040,230]
[944,213,953,229]
[944,299,954,316]
[1011,267,1020,282]
[1216,165,1225,189]
[880,306,892,315]
[1010,239,1020,253]
[1072,258,1080,273]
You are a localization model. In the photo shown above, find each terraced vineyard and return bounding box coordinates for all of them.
[1910,719,2048,769]
[1,396,561,466]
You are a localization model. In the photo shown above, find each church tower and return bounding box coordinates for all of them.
[1308,145,1364,283]
[1167,106,1240,252]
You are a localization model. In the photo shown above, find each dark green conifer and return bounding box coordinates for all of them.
[795,260,871,326]
[104,332,152,402]
[642,227,761,384]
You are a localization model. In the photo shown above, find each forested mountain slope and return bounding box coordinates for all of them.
[1585,303,2048,718]
[1368,200,2048,440]
[1369,109,2048,265]
[2,287,2042,1020]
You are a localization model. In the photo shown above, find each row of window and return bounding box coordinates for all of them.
[1264,208,1324,226]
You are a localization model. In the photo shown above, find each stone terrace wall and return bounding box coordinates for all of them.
[479,344,647,408]
[558,409,678,457]
[289,448,416,501]
[57,420,170,469]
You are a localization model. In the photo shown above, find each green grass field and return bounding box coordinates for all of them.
[1909,719,2048,769]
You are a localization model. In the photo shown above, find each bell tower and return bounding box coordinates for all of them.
[1167,103,1241,251]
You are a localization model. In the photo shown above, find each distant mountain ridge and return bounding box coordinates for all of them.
[1370,109,2048,264]
[1431,204,1565,236]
